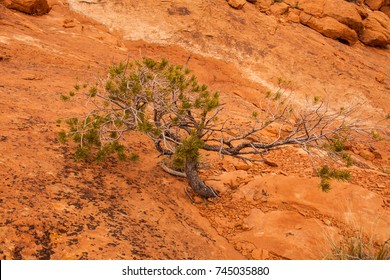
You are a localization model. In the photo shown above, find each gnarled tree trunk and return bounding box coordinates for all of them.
[185,159,219,198]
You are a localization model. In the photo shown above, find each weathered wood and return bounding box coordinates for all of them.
[159,160,186,178]
[185,159,219,198]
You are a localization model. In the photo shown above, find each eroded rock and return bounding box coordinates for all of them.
[227,0,247,9]
[359,11,390,47]
[287,9,301,22]
[300,12,358,45]
[298,0,325,17]
[3,0,50,15]
[323,0,364,33]
[298,0,363,33]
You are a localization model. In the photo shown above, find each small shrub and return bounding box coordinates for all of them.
[371,130,384,141]
[57,131,67,143]
[73,84,81,91]
[56,119,62,127]
[60,94,70,101]
[320,178,331,192]
[327,233,390,260]
[325,134,348,153]
[318,165,351,181]
[341,152,354,167]
[324,133,355,168]
[74,146,90,161]
[312,96,321,105]
[129,152,139,162]
[317,166,351,191]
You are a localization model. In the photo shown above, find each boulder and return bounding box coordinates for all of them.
[246,0,257,3]
[227,0,247,9]
[300,12,359,45]
[323,0,364,33]
[287,9,301,22]
[359,11,390,47]
[4,0,50,15]
[365,0,385,10]
[298,1,363,33]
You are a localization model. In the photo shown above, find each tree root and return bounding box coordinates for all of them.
[184,187,202,204]
[159,158,219,200]
[159,159,186,178]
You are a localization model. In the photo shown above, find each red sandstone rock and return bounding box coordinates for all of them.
[298,0,325,17]
[359,11,390,47]
[227,0,247,9]
[300,12,358,45]
[4,0,50,15]
[299,0,363,33]
[287,10,301,22]
[323,0,364,33]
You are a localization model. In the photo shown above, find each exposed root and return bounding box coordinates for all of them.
[159,159,186,178]
[184,187,202,204]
